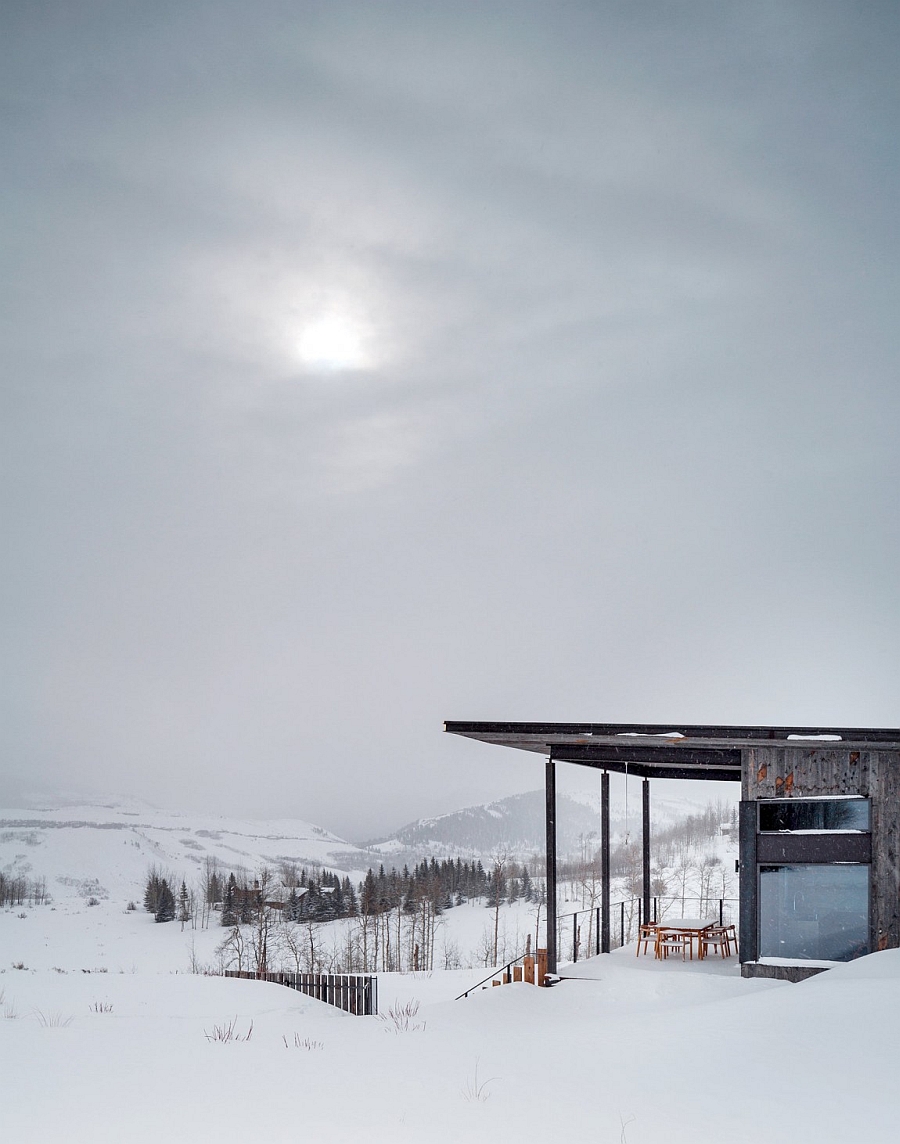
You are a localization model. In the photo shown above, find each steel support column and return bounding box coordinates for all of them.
[642,778,651,926]
[601,770,611,953]
[545,758,558,974]
[738,801,758,964]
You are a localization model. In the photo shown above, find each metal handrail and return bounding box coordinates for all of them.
[455,949,530,1000]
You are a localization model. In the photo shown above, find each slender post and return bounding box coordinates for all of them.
[738,801,758,964]
[601,770,611,953]
[642,778,651,930]
[545,758,558,974]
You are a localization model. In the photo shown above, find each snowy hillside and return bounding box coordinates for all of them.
[366,787,724,863]
[0,799,378,902]
[1,788,734,907]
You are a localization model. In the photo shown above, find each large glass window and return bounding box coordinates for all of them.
[759,799,870,833]
[759,864,869,962]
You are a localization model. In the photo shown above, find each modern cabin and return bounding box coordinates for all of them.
[444,722,900,982]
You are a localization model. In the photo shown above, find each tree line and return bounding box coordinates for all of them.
[143,856,539,926]
[0,872,50,908]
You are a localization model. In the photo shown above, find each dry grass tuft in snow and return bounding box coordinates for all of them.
[34,1009,74,1027]
[283,1033,324,1050]
[619,1114,636,1143]
[379,999,425,1033]
[460,1059,498,1103]
[1,988,19,1019]
[204,1016,253,1043]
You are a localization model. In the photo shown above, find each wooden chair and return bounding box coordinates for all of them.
[656,930,689,961]
[699,927,730,959]
[635,922,658,957]
[723,924,737,956]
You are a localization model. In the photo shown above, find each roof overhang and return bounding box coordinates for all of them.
[444,721,900,782]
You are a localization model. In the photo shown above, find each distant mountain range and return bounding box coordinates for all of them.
[0,788,715,901]
[364,788,707,866]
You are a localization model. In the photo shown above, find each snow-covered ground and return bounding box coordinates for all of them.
[3,895,900,1143]
[0,893,540,975]
[3,799,894,1142]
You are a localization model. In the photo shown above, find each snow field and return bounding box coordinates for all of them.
[4,802,896,1142]
[4,899,900,1144]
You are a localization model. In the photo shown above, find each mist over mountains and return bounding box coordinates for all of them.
[0,787,721,904]
[364,789,708,866]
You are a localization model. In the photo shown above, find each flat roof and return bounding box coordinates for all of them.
[444,721,900,782]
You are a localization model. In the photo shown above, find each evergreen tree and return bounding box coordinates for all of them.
[155,879,176,923]
[360,869,377,916]
[178,880,191,927]
[285,886,301,923]
[239,881,254,925]
[342,877,358,917]
[143,871,161,914]
[221,874,238,927]
[304,883,322,920]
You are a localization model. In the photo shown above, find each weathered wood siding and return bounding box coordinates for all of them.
[870,754,900,950]
[742,747,900,954]
[743,746,872,800]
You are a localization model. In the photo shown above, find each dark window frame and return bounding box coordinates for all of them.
[757,797,870,834]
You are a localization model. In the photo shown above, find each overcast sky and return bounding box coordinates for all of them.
[1,1,898,840]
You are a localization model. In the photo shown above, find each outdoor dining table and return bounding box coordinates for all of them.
[655,918,718,960]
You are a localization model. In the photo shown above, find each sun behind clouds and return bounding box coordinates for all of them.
[297,311,372,371]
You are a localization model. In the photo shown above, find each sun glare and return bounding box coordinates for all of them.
[297,312,370,371]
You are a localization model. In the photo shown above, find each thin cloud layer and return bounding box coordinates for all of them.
[1,2,898,837]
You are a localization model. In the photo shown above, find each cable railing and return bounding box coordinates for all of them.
[556,895,740,963]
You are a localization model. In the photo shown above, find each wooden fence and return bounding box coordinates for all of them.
[224,970,378,1016]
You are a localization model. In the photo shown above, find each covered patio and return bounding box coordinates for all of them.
[445,720,900,979]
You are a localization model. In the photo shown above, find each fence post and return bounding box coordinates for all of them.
[573,915,578,962]
[620,901,625,947]
[595,907,600,956]
[719,898,723,926]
